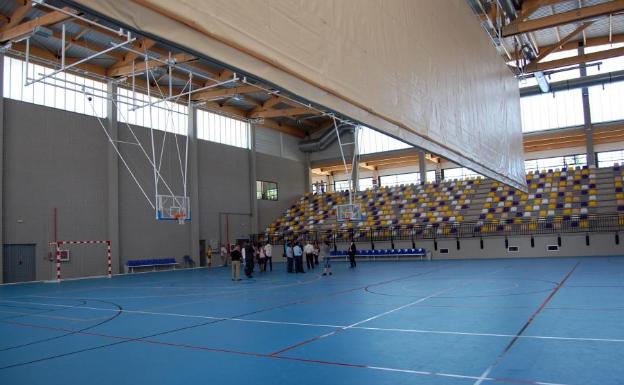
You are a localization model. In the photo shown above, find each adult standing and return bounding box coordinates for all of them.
[258,242,266,272]
[348,241,357,268]
[230,245,242,281]
[220,244,228,267]
[285,242,294,273]
[304,241,315,271]
[264,242,273,272]
[294,241,305,273]
[206,245,213,268]
[244,242,255,278]
[321,240,332,276]
[313,241,320,266]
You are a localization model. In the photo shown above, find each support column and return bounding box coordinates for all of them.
[249,123,258,235]
[0,55,4,283]
[418,150,427,184]
[106,81,120,274]
[304,152,311,193]
[351,128,359,192]
[579,44,596,167]
[188,105,200,263]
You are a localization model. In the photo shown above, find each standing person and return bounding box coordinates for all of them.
[304,240,315,271]
[244,241,255,278]
[220,244,228,267]
[313,241,320,266]
[206,245,213,269]
[264,242,273,272]
[348,241,357,268]
[293,241,305,273]
[321,240,332,276]
[258,242,266,272]
[230,245,242,281]
[285,242,294,273]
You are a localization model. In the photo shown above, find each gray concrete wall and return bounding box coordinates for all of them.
[342,233,624,260]
[256,152,306,232]
[3,100,109,280]
[1,100,308,281]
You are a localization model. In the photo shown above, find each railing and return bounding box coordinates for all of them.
[253,214,624,244]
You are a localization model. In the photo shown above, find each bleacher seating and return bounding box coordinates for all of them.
[126,258,178,273]
[267,165,623,235]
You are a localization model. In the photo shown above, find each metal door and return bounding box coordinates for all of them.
[3,244,36,283]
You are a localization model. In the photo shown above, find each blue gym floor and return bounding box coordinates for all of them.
[0,257,623,385]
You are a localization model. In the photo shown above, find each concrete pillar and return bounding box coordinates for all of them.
[579,44,595,167]
[304,152,311,193]
[351,127,359,192]
[106,81,120,274]
[418,150,427,184]
[188,105,200,263]
[0,55,4,283]
[249,123,258,234]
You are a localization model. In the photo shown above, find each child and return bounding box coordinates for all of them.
[321,240,332,276]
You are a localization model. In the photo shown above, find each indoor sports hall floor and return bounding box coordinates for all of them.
[0,257,623,385]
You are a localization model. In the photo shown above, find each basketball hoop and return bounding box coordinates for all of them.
[173,212,186,225]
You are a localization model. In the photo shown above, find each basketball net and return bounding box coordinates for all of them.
[173,212,186,225]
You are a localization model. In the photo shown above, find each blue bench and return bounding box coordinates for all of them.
[126,258,178,273]
[329,248,427,261]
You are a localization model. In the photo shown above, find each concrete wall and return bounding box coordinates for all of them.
[342,233,624,260]
[256,152,306,231]
[1,99,306,281]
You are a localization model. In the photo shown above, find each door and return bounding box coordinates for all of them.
[199,239,206,267]
[3,244,36,283]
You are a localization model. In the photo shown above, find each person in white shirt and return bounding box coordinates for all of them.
[258,242,266,272]
[264,242,273,272]
[304,241,315,271]
[220,244,228,267]
[293,242,304,273]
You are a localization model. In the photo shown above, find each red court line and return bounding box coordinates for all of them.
[0,318,567,385]
[472,261,581,385]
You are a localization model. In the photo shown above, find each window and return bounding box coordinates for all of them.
[442,167,481,181]
[588,82,624,124]
[524,154,587,172]
[256,181,278,200]
[359,177,373,190]
[196,109,250,149]
[3,56,107,117]
[379,171,436,187]
[520,88,584,132]
[597,150,624,168]
[116,88,187,135]
[586,43,624,75]
[334,180,350,191]
[357,126,411,155]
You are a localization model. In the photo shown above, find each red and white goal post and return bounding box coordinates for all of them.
[53,240,112,282]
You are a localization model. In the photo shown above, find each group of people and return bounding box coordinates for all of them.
[284,240,333,276]
[228,241,273,281]
[225,239,358,281]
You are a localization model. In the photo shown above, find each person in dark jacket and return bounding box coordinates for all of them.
[244,242,255,278]
[348,241,357,268]
[230,245,242,281]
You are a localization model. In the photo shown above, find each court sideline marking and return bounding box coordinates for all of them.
[472,261,581,385]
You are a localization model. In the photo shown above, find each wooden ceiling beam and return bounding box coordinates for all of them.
[0,0,32,33]
[11,41,106,76]
[256,118,305,138]
[191,84,259,101]
[524,45,624,72]
[49,29,124,61]
[0,8,75,42]
[502,0,624,37]
[107,52,196,77]
[250,106,313,119]
[106,37,156,71]
[533,21,593,62]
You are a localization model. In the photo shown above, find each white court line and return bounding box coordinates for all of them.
[3,301,624,344]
